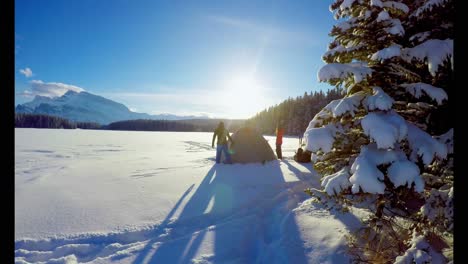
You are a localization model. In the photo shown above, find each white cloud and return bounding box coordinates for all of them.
[19,67,33,78]
[27,80,85,98]
[16,90,34,98]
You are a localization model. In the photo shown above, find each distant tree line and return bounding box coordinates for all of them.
[15,113,101,129]
[104,119,196,131]
[15,89,344,134]
[173,119,245,132]
[245,88,345,135]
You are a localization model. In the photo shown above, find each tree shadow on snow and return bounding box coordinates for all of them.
[134,161,310,264]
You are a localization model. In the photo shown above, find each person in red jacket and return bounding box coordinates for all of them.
[275,122,284,159]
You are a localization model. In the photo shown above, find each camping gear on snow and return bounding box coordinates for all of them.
[229,126,276,164]
[294,147,311,163]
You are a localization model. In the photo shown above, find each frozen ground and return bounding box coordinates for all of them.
[15,128,363,264]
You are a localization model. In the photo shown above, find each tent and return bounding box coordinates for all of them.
[229,126,277,164]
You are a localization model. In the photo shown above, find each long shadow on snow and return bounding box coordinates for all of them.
[15,184,196,263]
[284,160,363,263]
[136,161,310,263]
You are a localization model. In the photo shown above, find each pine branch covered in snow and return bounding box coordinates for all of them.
[401,82,447,105]
[402,39,453,76]
[304,0,453,262]
[318,62,372,84]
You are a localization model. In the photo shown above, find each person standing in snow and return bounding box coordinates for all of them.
[275,122,284,159]
[212,121,234,164]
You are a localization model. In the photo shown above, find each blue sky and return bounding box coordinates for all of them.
[15,0,336,119]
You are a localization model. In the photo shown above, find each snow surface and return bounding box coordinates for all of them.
[15,128,363,263]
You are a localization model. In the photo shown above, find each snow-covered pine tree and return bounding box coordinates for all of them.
[303,0,453,262]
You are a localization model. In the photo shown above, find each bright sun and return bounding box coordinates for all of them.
[222,75,268,119]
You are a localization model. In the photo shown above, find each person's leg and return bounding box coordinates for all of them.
[216,145,222,163]
[222,144,232,164]
[276,144,282,159]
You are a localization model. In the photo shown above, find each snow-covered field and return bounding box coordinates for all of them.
[15,128,362,264]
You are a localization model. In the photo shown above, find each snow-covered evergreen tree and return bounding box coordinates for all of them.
[303,0,453,262]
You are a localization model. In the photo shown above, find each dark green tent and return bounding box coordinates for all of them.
[229,127,276,164]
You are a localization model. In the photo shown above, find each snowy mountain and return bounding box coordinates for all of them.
[15,90,210,124]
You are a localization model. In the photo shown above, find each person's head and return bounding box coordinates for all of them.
[218,121,225,129]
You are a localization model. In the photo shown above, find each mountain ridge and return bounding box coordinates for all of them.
[15,91,211,124]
